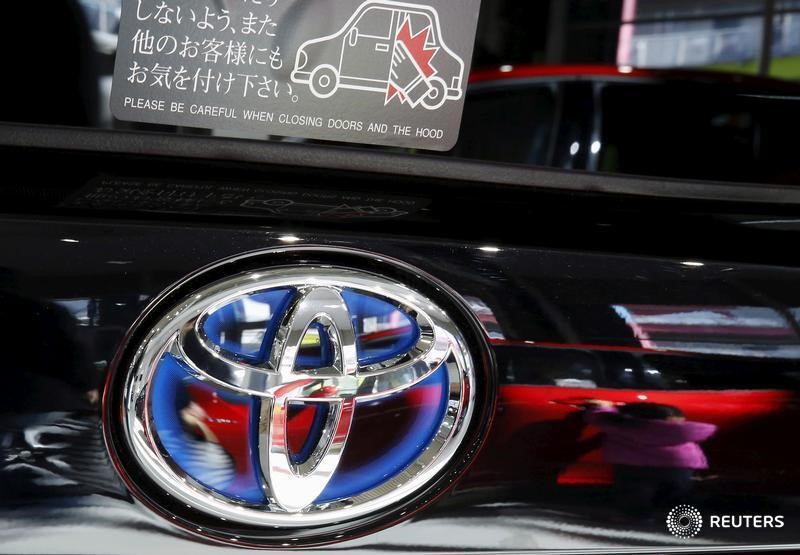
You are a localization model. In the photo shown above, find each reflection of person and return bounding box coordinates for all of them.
[181,402,220,444]
[584,400,717,517]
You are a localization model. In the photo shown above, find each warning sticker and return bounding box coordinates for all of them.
[65,178,430,222]
[111,0,482,151]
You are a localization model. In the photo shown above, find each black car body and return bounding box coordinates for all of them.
[3,126,800,552]
[4,0,800,553]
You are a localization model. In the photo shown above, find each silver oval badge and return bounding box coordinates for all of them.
[112,258,483,538]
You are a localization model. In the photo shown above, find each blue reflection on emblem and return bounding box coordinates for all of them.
[202,288,294,363]
[150,354,266,503]
[149,288,447,505]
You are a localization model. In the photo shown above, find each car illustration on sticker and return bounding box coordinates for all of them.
[291,0,465,110]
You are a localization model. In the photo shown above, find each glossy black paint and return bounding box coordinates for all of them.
[3,127,800,552]
[1,195,800,552]
[6,134,800,269]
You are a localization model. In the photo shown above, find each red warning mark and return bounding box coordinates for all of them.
[398,18,438,78]
[386,18,440,106]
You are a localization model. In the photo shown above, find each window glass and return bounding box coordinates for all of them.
[4,0,800,187]
[79,0,101,29]
[634,0,765,19]
[599,81,800,184]
[452,84,557,166]
[628,17,762,72]
[770,13,800,80]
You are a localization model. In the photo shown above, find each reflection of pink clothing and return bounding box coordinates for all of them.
[585,407,716,469]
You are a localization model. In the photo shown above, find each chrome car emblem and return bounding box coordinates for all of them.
[118,263,478,530]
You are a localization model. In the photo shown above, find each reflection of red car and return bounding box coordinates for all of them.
[184,366,443,484]
[454,65,800,185]
[465,344,800,495]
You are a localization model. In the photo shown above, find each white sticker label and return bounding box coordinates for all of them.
[111,0,482,150]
